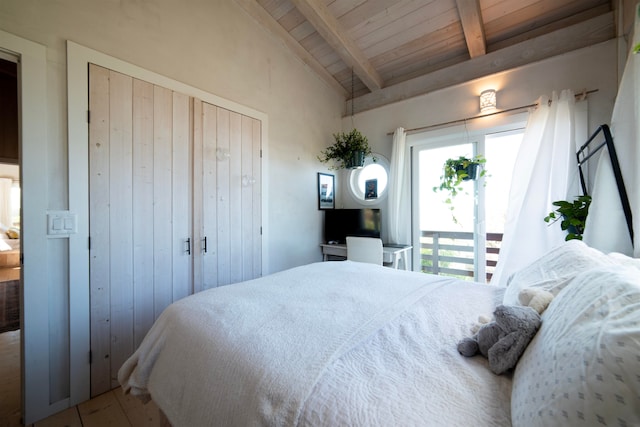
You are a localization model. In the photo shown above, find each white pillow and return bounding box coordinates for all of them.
[511,265,640,426]
[503,240,613,306]
[608,251,640,270]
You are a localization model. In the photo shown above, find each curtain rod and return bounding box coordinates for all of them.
[386,89,598,136]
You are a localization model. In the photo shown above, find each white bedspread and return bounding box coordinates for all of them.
[299,275,512,426]
[119,261,511,426]
[0,237,19,252]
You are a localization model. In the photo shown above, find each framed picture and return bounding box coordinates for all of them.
[365,178,378,200]
[317,173,335,210]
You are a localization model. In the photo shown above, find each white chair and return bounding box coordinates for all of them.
[346,236,383,265]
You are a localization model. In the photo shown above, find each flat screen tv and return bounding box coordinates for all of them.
[324,208,381,244]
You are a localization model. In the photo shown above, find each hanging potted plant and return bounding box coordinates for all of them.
[439,155,487,187]
[432,155,487,223]
[544,195,591,240]
[318,128,373,170]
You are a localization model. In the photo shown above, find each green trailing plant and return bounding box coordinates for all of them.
[432,155,487,223]
[318,128,373,170]
[544,195,592,241]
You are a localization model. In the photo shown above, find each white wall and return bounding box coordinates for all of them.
[341,40,619,227]
[0,0,343,274]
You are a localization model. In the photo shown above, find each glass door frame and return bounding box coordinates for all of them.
[407,113,528,279]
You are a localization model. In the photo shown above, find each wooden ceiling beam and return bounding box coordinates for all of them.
[352,11,614,114]
[289,0,384,92]
[455,0,487,58]
[233,0,349,97]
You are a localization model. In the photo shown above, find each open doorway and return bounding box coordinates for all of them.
[0,56,21,425]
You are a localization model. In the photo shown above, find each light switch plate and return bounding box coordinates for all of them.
[47,211,77,237]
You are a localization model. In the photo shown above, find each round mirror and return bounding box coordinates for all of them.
[349,154,389,202]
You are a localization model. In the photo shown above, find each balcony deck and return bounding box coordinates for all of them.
[419,230,503,282]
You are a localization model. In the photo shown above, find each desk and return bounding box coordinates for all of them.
[320,243,412,270]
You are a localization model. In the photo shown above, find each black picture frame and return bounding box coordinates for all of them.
[317,173,335,210]
[365,178,378,200]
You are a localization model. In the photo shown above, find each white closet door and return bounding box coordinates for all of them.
[88,64,192,396]
[193,100,261,291]
[89,66,261,396]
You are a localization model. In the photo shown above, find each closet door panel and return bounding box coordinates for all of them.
[194,103,261,290]
[107,71,135,389]
[229,112,243,284]
[132,78,154,349]
[192,99,204,293]
[171,92,192,301]
[251,119,262,278]
[251,119,262,277]
[241,116,255,280]
[89,65,194,396]
[216,107,231,286]
[243,117,262,280]
[152,86,174,316]
[88,64,112,397]
[201,102,218,290]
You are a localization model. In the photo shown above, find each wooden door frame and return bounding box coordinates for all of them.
[0,30,63,424]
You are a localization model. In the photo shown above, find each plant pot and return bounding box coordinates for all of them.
[562,215,582,239]
[456,163,479,181]
[566,224,579,235]
[466,163,480,180]
[345,150,365,169]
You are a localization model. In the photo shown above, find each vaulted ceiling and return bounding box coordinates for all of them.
[235,0,617,114]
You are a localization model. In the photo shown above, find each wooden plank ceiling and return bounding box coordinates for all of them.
[236,0,615,114]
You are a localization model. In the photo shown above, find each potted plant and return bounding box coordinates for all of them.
[318,128,373,170]
[432,155,487,224]
[544,195,591,241]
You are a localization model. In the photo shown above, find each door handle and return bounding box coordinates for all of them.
[186,238,191,255]
[203,236,207,253]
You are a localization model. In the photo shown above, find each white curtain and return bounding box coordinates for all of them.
[583,8,639,256]
[0,178,12,228]
[388,127,411,245]
[492,90,580,286]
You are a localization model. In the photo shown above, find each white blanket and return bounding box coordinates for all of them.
[299,276,512,426]
[119,261,510,426]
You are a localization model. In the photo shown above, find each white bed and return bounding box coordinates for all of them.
[0,236,19,252]
[119,241,640,426]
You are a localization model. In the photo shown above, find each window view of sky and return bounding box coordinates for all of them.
[418,131,523,233]
[419,143,475,231]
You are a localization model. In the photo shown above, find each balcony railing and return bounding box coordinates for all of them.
[419,230,503,282]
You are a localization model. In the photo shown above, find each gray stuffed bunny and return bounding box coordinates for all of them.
[457,305,541,375]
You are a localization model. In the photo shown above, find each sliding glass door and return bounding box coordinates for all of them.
[410,120,524,282]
